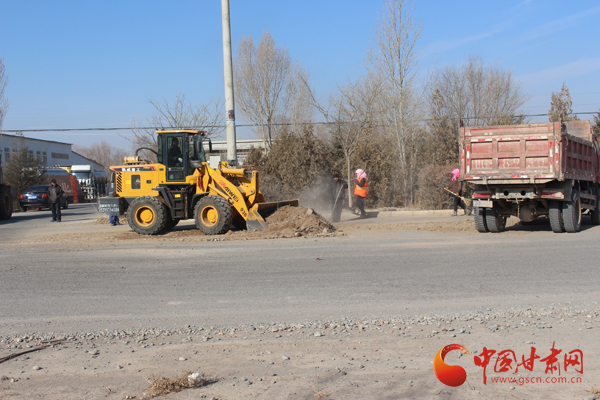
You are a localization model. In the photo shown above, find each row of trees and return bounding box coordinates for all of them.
[52,0,600,209]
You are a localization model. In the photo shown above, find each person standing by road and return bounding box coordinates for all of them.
[354,169,368,219]
[330,173,348,223]
[48,179,64,222]
[447,168,471,216]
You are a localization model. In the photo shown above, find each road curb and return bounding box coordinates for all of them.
[367,209,456,217]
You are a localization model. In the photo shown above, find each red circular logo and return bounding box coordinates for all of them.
[433,344,470,387]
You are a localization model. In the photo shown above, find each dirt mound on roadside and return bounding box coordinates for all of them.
[264,205,335,236]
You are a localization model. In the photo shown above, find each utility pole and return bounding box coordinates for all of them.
[221,0,237,166]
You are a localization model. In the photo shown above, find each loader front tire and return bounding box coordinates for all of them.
[127,196,168,235]
[195,196,233,235]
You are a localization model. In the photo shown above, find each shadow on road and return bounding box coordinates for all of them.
[505,215,597,232]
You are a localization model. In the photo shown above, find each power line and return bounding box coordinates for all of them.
[1,112,598,134]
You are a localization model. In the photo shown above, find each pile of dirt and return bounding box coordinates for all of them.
[264,205,335,236]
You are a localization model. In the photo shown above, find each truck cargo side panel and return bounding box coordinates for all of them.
[461,122,598,183]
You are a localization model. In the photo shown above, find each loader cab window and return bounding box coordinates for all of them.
[165,135,186,181]
[190,134,207,164]
[108,171,116,194]
[157,135,163,164]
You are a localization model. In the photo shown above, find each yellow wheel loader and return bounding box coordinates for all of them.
[97,130,298,235]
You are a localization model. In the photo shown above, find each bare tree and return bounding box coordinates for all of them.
[311,76,380,206]
[430,56,530,127]
[548,83,579,122]
[234,32,312,149]
[0,57,8,131]
[366,0,429,205]
[593,108,600,134]
[125,93,223,161]
[72,140,130,171]
[3,133,46,195]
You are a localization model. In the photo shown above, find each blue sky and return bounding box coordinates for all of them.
[1,0,599,149]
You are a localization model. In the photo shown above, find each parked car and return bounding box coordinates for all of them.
[19,185,68,211]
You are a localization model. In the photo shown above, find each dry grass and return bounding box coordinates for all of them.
[590,386,600,395]
[145,370,208,398]
[312,386,330,399]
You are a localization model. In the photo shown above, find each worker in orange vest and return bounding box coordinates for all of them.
[354,169,367,219]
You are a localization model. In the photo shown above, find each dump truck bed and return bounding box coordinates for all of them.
[459,121,600,185]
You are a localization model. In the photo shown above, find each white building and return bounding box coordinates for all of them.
[205,139,265,166]
[0,134,103,170]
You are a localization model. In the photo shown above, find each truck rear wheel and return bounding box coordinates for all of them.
[591,188,600,225]
[0,185,13,220]
[195,196,233,235]
[549,201,565,233]
[485,206,506,233]
[474,207,489,233]
[126,196,168,235]
[563,189,581,233]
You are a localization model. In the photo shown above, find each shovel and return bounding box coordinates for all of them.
[328,186,344,223]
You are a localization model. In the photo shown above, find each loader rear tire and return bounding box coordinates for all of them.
[159,213,180,233]
[549,201,565,233]
[127,196,168,235]
[195,196,233,235]
[0,185,13,220]
[563,189,581,233]
[485,206,506,233]
[474,207,489,233]
[164,217,179,231]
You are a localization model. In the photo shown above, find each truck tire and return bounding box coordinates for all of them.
[485,206,506,233]
[591,188,600,225]
[195,196,233,235]
[0,185,13,220]
[474,207,489,233]
[563,189,581,233]
[126,196,168,235]
[549,201,565,233]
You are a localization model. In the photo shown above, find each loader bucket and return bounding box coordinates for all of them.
[246,199,300,232]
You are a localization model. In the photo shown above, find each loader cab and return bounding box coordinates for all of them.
[157,130,207,182]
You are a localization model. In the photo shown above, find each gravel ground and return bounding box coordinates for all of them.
[1,303,599,399]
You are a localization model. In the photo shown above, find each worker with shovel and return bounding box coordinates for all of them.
[329,173,348,223]
[354,169,368,219]
[446,168,471,216]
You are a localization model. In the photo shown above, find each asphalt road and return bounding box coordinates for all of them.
[0,202,99,229]
[1,207,599,335]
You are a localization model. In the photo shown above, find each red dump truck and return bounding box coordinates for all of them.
[459,120,600,233]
